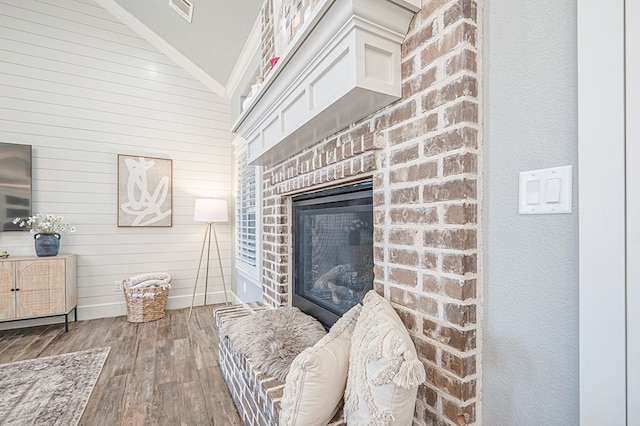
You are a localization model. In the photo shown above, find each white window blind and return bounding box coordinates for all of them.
[236,150,257,266]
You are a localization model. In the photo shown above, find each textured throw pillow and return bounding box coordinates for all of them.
[344,290,426,426]
[279,304,362,426]
[219,307,326,381]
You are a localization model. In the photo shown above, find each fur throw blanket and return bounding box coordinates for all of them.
[220,307,326,381]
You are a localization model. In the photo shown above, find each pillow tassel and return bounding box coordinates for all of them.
[393,350,426,389]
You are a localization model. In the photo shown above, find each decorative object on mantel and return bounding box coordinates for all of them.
[0,251,8,259]
[12,213,76,257]
[274,0,321,56]
[117,154,172,227]
[241,76,265,111]
[189,198,230,317]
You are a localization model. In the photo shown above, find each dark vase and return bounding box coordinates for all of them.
[34,233,60,257]
[348,230,361,246]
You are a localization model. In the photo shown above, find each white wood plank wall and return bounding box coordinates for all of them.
[0,0,234,323]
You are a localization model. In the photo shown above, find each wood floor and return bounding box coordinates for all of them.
[0,306,242,426]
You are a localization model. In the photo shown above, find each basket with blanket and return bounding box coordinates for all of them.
[122,272,171,323]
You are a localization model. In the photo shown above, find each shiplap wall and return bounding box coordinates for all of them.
[0,0,234,323]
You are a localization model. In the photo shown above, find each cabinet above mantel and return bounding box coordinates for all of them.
[231,0,420,166]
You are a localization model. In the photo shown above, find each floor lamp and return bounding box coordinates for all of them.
[189,198,229,317]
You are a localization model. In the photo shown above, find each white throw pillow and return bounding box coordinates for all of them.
[344,290,426,426]
[279,304,362,426]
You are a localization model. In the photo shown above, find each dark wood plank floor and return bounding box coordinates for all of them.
[0,306,242,426]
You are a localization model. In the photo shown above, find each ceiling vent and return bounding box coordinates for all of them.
[169,0,193,23]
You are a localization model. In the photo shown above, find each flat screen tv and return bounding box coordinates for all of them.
[0,142,32,231]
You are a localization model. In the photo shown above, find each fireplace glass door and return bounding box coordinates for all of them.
[292,182,373,327]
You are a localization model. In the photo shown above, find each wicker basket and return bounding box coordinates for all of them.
[123,286,169,323]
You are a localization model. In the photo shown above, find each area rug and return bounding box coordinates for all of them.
[0,347,110,426]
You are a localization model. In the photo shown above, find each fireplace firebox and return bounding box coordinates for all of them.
[292,182,373,327]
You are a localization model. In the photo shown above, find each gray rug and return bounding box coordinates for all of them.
[0,347,110,426]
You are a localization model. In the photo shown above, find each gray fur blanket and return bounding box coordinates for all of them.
[219,307,326,381]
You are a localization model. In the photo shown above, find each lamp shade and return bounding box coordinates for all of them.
[194,199,228,222]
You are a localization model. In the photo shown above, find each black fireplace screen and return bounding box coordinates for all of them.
[292,182,373,327]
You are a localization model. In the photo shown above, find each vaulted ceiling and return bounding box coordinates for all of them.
[111,0,263,94]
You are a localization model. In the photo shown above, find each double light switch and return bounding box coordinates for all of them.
[519,165,572,214]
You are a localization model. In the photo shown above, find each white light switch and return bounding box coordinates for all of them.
[526,180,540,205]
[546,178,562,203]
[519,165,572,214]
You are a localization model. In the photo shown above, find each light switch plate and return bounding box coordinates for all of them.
[519,165,572,214]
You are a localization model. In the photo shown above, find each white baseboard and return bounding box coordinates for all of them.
[77,301,126,321]
[78,290,234,320]
[0,290,240,329]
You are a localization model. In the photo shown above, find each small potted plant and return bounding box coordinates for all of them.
[13,214,76,257]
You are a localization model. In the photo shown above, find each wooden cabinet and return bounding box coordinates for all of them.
[0,254,77,331]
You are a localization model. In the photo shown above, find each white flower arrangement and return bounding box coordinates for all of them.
[13,214,76,235]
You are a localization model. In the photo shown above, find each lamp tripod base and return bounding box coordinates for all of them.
[189,222,230,318]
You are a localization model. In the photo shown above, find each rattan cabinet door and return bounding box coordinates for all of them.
[15,259,65,318]
[0,261,16,320]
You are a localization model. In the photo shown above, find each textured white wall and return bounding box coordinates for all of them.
[0,0,233,322]
[482,0,579,424]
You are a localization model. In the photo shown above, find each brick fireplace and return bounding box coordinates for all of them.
[247,0,481,424]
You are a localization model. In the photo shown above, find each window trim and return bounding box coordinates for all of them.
[233,137,261,279]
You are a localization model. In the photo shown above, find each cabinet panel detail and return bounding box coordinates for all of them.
[16,259,65,317]
[0,262,15,320]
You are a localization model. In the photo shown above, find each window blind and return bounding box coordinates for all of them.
[236,150,257,267]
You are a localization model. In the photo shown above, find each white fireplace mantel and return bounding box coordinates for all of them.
[231,0,420,166]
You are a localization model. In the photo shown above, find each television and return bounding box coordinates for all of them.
[0,142,32,231]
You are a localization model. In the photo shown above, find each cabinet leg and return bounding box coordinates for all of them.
[74,306,78,322]
[64,314,68,332]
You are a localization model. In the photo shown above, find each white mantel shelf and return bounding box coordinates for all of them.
[231,0,420,166]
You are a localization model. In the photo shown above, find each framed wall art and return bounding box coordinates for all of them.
[117,155,172,227]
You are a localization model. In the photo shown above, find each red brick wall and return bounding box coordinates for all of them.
[260,0,480,424]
